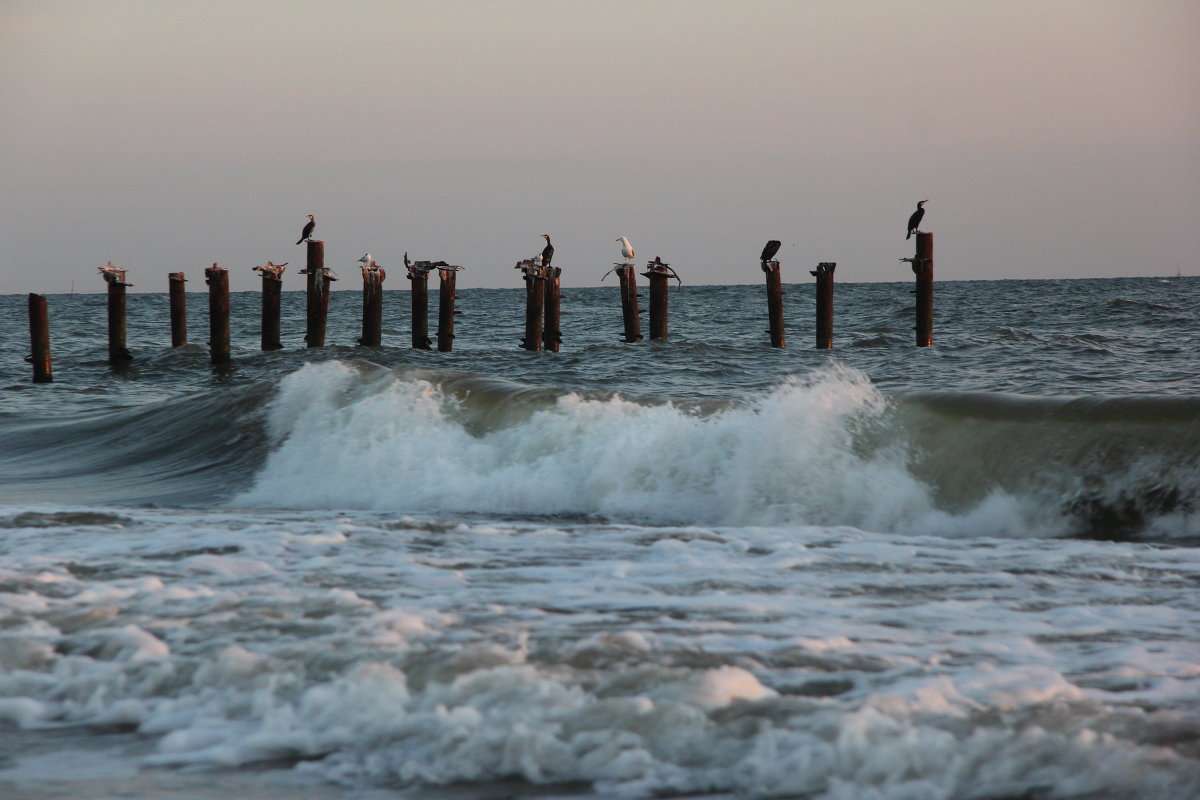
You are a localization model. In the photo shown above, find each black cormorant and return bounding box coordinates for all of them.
[296,215,315,245]
[906,201,927,240]
[540,234,554,266]
[760,240,782,262]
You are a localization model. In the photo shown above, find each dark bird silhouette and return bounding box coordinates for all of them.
[296,215,315,245]
[760,240,782,262]
[539,234,554,266]
[906,201,927,240]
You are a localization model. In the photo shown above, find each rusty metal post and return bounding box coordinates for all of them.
[542,266,561,352]
[762,259,785,348]
[254,264,285,351]
[615,264,642,343]
[27,293,52,383]
[409,264,432,350]
[205,264,230,365]
[360,266,384,347]
[436,266,458,352]
[521,265,545,351]
[642,259,678,341]
[169,272,187,347]
[101,265,132,364]
[811,262,835,349]
[913,232,933,347]
[304,239,326,347]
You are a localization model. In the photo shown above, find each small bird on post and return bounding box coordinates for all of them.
[296,214,315,245]
[906,201,927,240]
[760,240,782,263]
[616,236,635,263]
[539,234,554,266]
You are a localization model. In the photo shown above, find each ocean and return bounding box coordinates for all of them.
[1,277,1198,799]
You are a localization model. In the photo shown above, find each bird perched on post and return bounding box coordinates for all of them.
[616,236,635,263]
[296,215,315,245]
[358,253,375,268]
[539,234,554,266]
[906,201,927,240]
[760,240,781,263]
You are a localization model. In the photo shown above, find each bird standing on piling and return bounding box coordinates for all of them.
[358,253,375,268]
[539,234,555,266]
[296,215,315,245]
[906,201,927,240]
[760,240,781,263]
[617,236,635,263]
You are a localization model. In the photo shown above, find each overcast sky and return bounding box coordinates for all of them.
[2,0,1197,293]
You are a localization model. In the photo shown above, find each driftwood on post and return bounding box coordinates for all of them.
[359,261,385,347]
[252,262,286,351]
[99,262,133,364]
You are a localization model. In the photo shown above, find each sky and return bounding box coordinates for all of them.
[1,0,1197,293]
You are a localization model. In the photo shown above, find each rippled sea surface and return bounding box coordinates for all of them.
[1,277,1198,799]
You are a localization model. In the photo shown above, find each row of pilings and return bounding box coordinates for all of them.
[22,233,933,382]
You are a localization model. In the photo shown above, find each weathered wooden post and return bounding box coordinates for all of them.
[762,258,785,348]
[27,293,52,383]
[360,262,385,347]
[100,263,132,364]
[302,239,327,347]
[436,264,461,353]
[517,260,544,351]
[205,264,230,365]
[253,262,286,351]
[913,232,933,346]
[407,259,433,350]
[542,266,562,352]
[615,264,643,343]
[642,258,679,341]
[811,262,835,349]
[168,272,187,347]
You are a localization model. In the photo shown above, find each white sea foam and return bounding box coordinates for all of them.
[233,361,1068,538]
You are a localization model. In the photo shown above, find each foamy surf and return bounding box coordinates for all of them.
[234,361,939,531]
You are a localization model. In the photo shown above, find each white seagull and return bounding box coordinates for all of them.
[616,236,635,263]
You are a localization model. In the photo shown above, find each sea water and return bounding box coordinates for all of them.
[1,278,1197,799]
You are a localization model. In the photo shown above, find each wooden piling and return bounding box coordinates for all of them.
[408,263,433,350]
[254,263,285,351]
[913,232,933,347]
[169,272,187,347]
[101,266,132,364]
[811,262,835,349]
[360,266,385,347]
[27,293,52,383]
[436,265,458,353]
[542,266,561,352]
[615,264,642,343]
[762,259,786,348]
[642,259,678,341]
[205,264,230,364]
[304,240,327,347]
[521,264,545,351]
